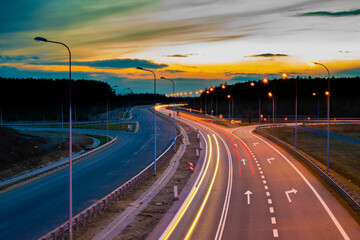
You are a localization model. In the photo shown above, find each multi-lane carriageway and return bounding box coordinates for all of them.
[155,108,360,240]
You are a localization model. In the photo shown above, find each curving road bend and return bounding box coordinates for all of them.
[0,106,173,240]
[157,109,360,240]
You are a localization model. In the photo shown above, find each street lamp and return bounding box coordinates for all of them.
[250,78,269,125]
[268,92,275,136]
[137,67,157,175]
[312,92,320,123]
[160,77,176,152]
[206,90,210,115]
[209,87,214,115]
[282,73,298,148]
[227,94,231,123]
[311,62,331,172]
[34,36,74,240]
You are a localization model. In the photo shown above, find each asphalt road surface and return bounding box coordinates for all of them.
[156,109,360,240]
[0,106,173,240]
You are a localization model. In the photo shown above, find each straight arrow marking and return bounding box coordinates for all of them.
[285,188,297,202]
[244,190,253,204]
[253,142,259,146]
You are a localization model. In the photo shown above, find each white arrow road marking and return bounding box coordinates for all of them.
[244,190,253,204]
[253,142,259,146]
[234,143,238,148]
[267,157,275,164]
[285,188,297,202]
[241,159,246,165]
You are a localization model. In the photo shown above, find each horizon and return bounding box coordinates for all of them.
[1,0,359,94]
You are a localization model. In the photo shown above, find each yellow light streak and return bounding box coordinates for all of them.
[162,134,213,240]
[184,133,220,240]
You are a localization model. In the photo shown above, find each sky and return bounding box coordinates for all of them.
[1,0,360,94]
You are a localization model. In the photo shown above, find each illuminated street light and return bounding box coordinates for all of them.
[268,92,275,136]
[312,92,320,123]
[312,62,331,172]
[137,67,157,175]
[227,94,231,122]
[34,36,74,240]
[283,72,298,148]
[251,78,269,125]
[160,77,176,152]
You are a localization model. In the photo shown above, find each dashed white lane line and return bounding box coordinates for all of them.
[273,229,279,238]
[240,143,278,239]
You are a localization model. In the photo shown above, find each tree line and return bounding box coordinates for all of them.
[0,78,168,122]
[185,76,360,120]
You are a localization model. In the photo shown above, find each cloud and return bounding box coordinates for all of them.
[160,69,186,73]
[335,68,360,77]
[229,73,287,81]
[300,9,360,17]
[0,65,118,81]
[246,53,288,58]
[163,54,197,58]
[0,55,39,63]
[32,59,168,69]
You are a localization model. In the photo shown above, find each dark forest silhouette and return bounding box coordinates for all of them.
[187,76,360,119]
[0,78,167,122]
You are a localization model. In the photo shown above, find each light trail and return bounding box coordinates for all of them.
[184,134,220,240]
[162,134,213,240]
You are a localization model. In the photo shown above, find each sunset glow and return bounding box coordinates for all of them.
[1,0,359,94]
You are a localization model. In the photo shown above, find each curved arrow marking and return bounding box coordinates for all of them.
[267,157,275,164]
[285,188,297,202]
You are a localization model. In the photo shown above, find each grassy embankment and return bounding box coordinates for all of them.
[261,124,360,191]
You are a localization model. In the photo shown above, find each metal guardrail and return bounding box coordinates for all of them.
[254,125,360,213]
[0,136,118,190]
[38,133,183,240]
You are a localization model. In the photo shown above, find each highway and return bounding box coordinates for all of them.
[156,109,360,240]
[0,106,174,240]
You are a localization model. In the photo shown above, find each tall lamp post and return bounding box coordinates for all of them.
[209,87,214,115]
[137,67,157,175]
[312,62,331,172]
[227,94,231,123]
[161,77,176,152]
[268,92,275,136]
[250,78,268,125]
[34,36,73,240]
[282,73,298,148]
[312,92,320,123]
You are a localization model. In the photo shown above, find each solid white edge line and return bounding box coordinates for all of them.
[214,133,233,240]
[249,129,350,240]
